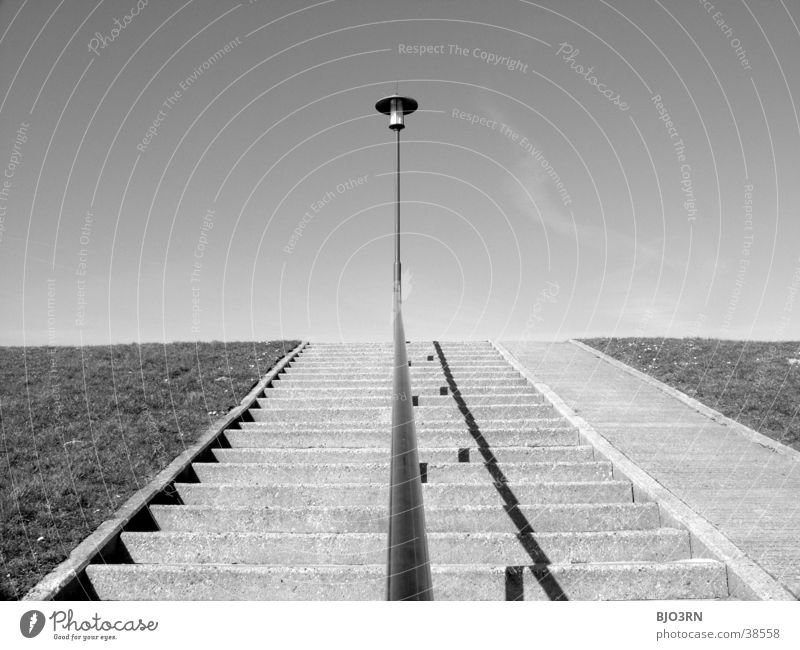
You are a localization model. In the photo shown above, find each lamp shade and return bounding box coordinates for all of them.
[375,94,418,130]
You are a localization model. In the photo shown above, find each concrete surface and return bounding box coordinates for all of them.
[501,340,800,599]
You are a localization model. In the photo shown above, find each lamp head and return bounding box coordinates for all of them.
[375,94,418,130]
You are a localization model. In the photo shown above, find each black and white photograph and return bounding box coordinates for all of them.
[1,1,798,647]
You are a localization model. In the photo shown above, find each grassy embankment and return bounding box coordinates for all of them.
[0,340,299,600]
[581,338,800,452]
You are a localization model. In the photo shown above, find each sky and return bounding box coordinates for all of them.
[1,0,800,344]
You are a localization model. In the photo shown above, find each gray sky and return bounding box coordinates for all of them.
[2,0,800,344]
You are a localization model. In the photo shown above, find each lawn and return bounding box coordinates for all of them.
[580,338,800,452]
[0,340,299,600]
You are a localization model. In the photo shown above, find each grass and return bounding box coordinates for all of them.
[0,340,299,600]
[580,338,800,452]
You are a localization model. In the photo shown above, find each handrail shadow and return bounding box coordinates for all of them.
[433,341,568,601]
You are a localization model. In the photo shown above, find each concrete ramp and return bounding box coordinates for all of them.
[500,340,800,600]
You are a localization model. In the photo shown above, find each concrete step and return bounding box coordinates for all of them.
[190,461,614,484]
[299,349,495,355]
[299,350,497,356]
[277,371,516,379]
[150,502,660,533]
[253,394,546,409]
[291,352,498,359]
[247,405,558,423]
[85,560,728,600]
[417,394,545,406]
[436,404,559,418]
[248,407,387,424]
[301,343,492,350]
[269,378,533,390]
[408,417,567,430]
[265,385,542,397]
[284,367,517,376]
[297,348,496,355]
[287,361,508,371]
[414,355,502,362]
[256,396,399,409]
[210,445,595,464]
[291,353,500,369]
[117,529,692,564]
[175,480,633,506]
[284,363,511,371]
[304,342,491,347]
[239,416,574,435]
[283,369,510,379]
[224,426,579,448]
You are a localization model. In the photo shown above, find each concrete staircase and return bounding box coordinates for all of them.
[84,341,729,600]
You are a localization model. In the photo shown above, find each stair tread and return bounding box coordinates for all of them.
[84,560,728,600]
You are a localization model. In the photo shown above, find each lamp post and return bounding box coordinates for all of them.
[375,94,418,301]
[375,93,432,600]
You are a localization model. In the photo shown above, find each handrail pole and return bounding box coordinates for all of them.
[377,92,432,600]
[387,299,432,600]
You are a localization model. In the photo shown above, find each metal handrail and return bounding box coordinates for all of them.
[386,293,433,600]
[377,92,432,600]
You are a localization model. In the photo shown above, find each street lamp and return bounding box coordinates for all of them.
[375,94,418,300]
